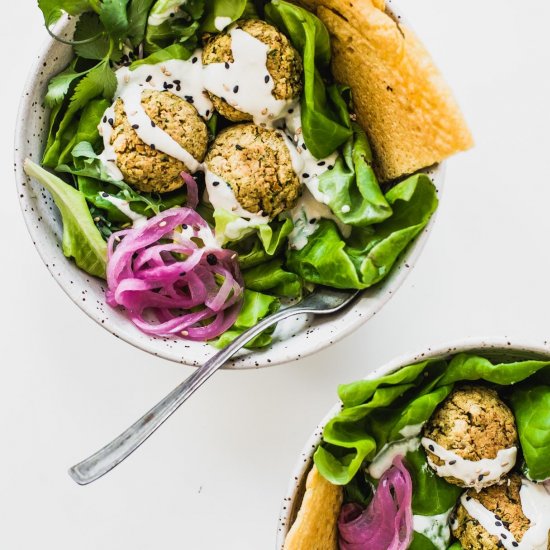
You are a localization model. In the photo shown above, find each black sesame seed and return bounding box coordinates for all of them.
[182,224,188,229]
[108,118,114,125]
[466,496,471,501]
[206,110,210,117]
[428,445,434,452]
[449,460,456,465]
[327,165,334,170]
[478,474,484,481]
[303,173,310,179]
[163,82,168,89]
[264,75,270,83]
[151,120,156,127]
[146,75,152,82]
[501,534,507,540]
[101,192,109,198]
[213,181,220,187]
[166,83,174,89]
[309,218,317,224]
[169,12,175,17]
[192,57,198,63]
[103,116,107,123]
[174,79,181,85]
[224,62,230,69]
[317,161,325,166]
[185,95,194,103]
[302,142,307,150]
[206,253,217,266]
[495,522,502,526]
[176,85,181,92]
[512,543,518,547]
[288,108,294,114]
[150,144,156,150]
[132,124,139,129]
[235,144,243,151]
[233,85,239,93]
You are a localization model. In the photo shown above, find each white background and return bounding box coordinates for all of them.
[2,1,550,548]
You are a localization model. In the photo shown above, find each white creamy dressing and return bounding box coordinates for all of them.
[101,193,148,227]
[413,508,453,550]
[399,422,425,438]
[367,437,421,480]
[421,438,517,492]
[148,0,187,26]
[97,104,123,181]
[214,16,233,31]
[460,480,550,549]
[289,189,350,251]
[203,28,293,126]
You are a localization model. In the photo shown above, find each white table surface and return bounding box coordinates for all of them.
[2,1,550,548]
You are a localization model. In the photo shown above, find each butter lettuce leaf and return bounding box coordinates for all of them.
[287,174,438,289]
[24,160,107,278]
[510,385,550,480]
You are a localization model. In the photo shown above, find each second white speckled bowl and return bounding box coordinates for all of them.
[276,338,550,549]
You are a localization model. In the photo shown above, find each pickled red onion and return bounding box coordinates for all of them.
[338,456,413,550]
[180,171,198,209]
[106,207,243,340]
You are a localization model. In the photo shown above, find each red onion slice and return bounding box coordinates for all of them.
[180,171,199,209]
[106,207,243,341]
[338,456,413,550]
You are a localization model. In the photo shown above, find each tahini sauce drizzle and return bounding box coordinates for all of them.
[459,480,550,550]
[421,437,517,491]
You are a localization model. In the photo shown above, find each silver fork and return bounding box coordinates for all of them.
[68,287,359,485]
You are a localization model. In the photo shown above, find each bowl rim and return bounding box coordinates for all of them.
[14,3,444,370]
[275,336,550,549]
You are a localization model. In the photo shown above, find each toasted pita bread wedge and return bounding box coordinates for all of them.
[284,465,343,550]
[298,0,473,180]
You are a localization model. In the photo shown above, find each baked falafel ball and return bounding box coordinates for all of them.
[110,89,208,193]
[452,474,550,549]
[202,19,303,121]
[204,123,301,218]
[422,386,518,489]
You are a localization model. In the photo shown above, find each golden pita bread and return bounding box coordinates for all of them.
[284,465,343,550]
[299,0,473,180]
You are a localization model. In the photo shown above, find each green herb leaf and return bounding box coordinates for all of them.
[73,12,111,60]
[100,0,130,39]
[38,0,95,26]
[201,0,248,32]
[24,159,107,278]
[71,61,117,110]
[44,60,83,108]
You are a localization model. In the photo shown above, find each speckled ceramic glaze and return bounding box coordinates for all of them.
[275,338,550,548]
[14,1,444,369]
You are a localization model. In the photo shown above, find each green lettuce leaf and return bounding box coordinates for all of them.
[213,289,280,349]
[319,124,392,227]
[130,43,193,68]
[243,258,302,298]
[265,0,352,158]
[287,173,438,289]
[24,160,107,278]
[315,353,550,490]
[201,0,249,32]
[145,0,204,53]
[127,0,156,45]
[510,385,550,480]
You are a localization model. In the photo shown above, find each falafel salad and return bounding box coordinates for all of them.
[24,0,472,346]
[284,354,550,550]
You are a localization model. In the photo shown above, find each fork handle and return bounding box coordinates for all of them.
[68,306,306,485]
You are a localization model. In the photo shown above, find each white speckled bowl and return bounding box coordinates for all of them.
[14,1,444,369]
[275,338,550,548]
